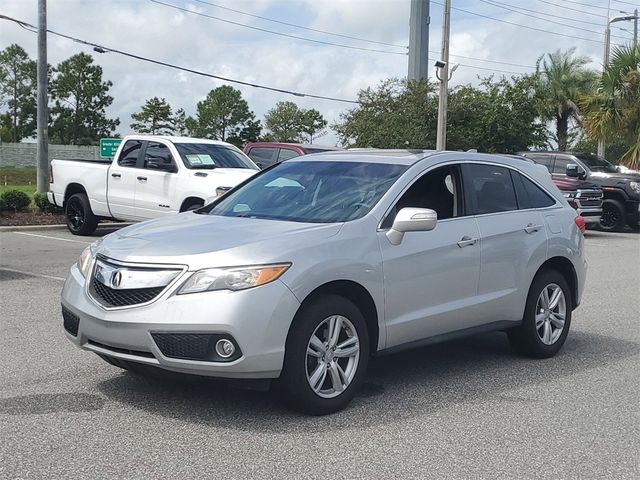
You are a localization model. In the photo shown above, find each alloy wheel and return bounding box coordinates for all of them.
[536,283,566,345]
[67,198,85,230]
[305,315,360,399]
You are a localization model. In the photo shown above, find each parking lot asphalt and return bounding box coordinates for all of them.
[0,226,638,479]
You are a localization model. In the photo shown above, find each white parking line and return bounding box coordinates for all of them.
[12,231,91,244]
[0,267,66,282]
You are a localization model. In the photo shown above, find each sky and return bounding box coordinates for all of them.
[1,0,637,146]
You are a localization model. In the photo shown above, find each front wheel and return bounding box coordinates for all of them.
[278,295,369,415]
[599,199,626,232]
[65,193,98,235]
[508,269,572,358]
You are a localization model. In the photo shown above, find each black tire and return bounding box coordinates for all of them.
[183,200,204,212]
[507,269,572,358]
[65,192,98,235]
[278,294,370,415]
[599,199,626,232]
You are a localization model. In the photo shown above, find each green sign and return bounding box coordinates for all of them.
[100,138,123,158]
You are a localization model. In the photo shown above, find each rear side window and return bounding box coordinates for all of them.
[464,164,518,215]
[248,147,276,164]
[117,140,143,167]
[529,154,553,172]
[511,171,555,209]
[277,148,300,162]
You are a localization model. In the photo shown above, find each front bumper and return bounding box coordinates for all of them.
[576,207,602,224]
[61,264,300,378]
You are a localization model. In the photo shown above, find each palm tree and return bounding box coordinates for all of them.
[536,48,597,151]
[581,44,640,169]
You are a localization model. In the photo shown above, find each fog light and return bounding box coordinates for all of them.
[215,339,235,358]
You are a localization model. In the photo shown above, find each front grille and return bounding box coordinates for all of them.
[62,305,79,336]
[151,333,241,362]
[90,278,164,307]
[88,340,155,359]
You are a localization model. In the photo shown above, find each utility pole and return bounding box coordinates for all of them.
[408,0,430,80]
[634,9,638,47]
[36,0,49,193]
[435,0,451,151]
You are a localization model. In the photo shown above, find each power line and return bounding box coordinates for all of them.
[192,0,407,49]
[0,14,359,104]
[533,0,606,18]
[431,1,604,43]
[149,0,407,56]
[612,1,640,7]
[559,0,612,10]
[483,0,605,27]
[477,0,628,40]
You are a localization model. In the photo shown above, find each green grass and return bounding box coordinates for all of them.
[0,184,37,196]
[0,167,37,185]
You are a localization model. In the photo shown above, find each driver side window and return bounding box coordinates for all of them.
[382,165,463,228]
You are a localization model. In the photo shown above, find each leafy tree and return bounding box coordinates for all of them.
[189,85,260,147]
[49,53,119,145]
[264,101,304,142]
[0,44,37,142]
[130,97,174,135]
[333,78,437,148]
[581,44,639,169]
[172,108,187,136]
[301,109,327,143]
[536,48,597,151]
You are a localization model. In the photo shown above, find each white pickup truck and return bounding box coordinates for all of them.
[48,135,259,235]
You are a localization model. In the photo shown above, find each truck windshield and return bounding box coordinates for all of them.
[575,154,618,173]
[208,161,407,223]
[174,143,257,170]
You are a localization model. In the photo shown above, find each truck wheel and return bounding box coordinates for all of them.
[65,193,98,235]
[182,200,204,212]
[278,294,369,415]
[599,199,626,232]
[507,269,572,359]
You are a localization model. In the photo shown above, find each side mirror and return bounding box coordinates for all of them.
[386,207,437,245]
[566,164,579,178]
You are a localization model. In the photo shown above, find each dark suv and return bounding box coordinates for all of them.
[520,152,640,231]
[244,142,340,169]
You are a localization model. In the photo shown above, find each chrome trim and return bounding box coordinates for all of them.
[86,255,188,311]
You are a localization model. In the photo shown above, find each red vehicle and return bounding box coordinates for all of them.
[244,142,340,169]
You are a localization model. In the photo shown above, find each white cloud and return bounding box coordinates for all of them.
[0,0,620,146]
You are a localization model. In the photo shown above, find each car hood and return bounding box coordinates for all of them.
[98,211,343,268]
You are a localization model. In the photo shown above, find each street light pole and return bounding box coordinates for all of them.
[36,0,49,193]
[435,0,451,151]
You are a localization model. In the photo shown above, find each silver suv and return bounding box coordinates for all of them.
[62,151,587,414]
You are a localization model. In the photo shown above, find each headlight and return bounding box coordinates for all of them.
[629,181,640,194]
[77,239,102,278]
[178,263,291,294]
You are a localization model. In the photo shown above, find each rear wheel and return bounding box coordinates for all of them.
[508,269,572,358]
[65,193,98,235]
[599,199,626,232]
[278,295,369,415]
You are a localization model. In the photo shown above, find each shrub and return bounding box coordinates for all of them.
[33,191,62,213]
[0,196,6,212]
[0,190,31,212]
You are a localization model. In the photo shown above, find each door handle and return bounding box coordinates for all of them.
[111,173,121,178]
[137,176,147,182]
[524,223,542,234]
[457,235,478,248]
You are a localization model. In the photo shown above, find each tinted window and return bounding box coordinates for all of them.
[208,161,407,223]
[247,147,276,164]
[117,140,142,167]
[382,165,463,228]
[174,143,257,170]
[465,164,518,215]
[528,154,553,172]
[277,148,300,162]
[511,171,555,209]
[144,142,174,170]
[552,157,573,174]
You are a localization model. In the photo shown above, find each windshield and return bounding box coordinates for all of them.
[208,161,407,223]
[174,143,257,170]
[575,154,618,173]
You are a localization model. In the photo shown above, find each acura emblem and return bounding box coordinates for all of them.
[110,270,123,289]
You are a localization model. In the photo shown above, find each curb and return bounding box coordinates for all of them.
[0,222,132,232]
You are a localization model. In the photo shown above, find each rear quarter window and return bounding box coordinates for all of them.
[511,171,556,209]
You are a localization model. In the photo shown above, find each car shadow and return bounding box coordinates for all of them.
[96,329,639,432]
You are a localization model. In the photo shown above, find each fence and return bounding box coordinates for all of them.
[0,142,101,168]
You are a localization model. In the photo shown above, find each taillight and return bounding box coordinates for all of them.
[574,215,586,234]
[49,165,53,184]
